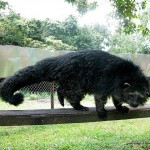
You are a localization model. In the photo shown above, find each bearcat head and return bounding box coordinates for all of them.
[114,61,149,108]
[121,77,149,107]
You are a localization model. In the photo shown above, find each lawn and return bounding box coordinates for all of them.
[0,119,149,150]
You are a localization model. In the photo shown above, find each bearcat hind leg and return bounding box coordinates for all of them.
[70,102,89,111]
[57,87,88,110]
[57,86,65,107]
[65,91,88,111]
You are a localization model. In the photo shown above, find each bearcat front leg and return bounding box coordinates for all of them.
[112,96,130,113]
[94,94,107,119]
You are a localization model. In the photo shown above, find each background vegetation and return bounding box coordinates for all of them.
[0,0,150,53]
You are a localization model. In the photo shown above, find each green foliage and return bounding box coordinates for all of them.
[109,0,150,35]
[73,25,110,50]
[0,11,110,51]
[45,17,110,50]
[0,11,28,46]
[66,0,150,35]
[1,1,149,53]
[26,19,46,42]
[64,15,79,36]
[109,32,150,54]
[65,0,98,14]
[24,38,47,49]
[46,15,110,50]
[109,9,150,54]
[0,11,77,50]
[0,0,8,10]
[138,10,150,36]
[45,36,77,50]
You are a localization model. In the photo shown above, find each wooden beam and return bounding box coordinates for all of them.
[0,104,149,126]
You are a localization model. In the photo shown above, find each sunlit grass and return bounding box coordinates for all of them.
[0,119,149,150]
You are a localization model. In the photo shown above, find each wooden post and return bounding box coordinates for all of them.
[50,82,55,109]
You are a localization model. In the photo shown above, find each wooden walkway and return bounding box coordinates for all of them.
[0,104,149,126]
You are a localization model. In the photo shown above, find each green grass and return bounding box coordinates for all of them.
[0,119,149,150]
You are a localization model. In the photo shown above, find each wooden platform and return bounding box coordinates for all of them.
[0,105,149,126]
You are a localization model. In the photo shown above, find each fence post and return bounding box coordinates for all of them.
[50,82,55,109]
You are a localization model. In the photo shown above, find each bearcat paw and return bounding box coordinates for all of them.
[74,105,89,111]
[97,109,107,119]
[117,106,130,114]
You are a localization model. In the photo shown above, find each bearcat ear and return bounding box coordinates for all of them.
[124,82,131,89]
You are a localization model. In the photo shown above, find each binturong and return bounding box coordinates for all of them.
[0,50,149,119]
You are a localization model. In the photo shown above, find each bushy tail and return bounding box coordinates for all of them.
[0,65,44,106]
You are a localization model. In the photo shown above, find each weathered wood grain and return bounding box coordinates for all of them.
[0,104,149,126]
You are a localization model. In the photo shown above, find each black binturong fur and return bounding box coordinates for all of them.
[0,50,149,119]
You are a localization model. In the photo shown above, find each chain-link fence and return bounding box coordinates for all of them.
[0,79,61,110]
[21,81,57,109]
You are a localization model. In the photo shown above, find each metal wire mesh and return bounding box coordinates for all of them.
[20,81,58,109]
[21,81,57,94]
[0,78,60,109]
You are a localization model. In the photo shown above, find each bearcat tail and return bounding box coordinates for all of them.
[0,65,44,106]
[7,93,24,106]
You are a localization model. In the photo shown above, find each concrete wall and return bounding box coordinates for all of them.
[0,45,150,77]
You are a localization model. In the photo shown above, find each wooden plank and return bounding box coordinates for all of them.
[0,104,149,126]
